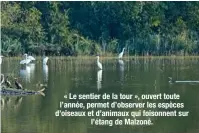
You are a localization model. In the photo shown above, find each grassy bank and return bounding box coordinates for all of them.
[3,55,199,61]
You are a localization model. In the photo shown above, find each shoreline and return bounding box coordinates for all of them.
[2,55,199,60]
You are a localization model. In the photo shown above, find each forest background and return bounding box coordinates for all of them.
[1,1,199,56]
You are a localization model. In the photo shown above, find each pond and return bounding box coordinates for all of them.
[1,57,199,133]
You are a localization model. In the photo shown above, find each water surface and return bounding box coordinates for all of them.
[1,57,199,133]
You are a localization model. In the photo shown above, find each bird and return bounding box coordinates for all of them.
[20,54,35,65]
[14,78,23,89]
[118,48,125,59]
[36,82,47,89]
[168,77,174,84]
[0,55,4,64]
[5,76,12,87]
[96,56,102,70]
[43,57,49,65]
[27,54,35,61]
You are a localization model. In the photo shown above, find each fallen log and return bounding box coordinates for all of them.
[0,86,45,96]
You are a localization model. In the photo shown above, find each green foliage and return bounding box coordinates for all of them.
[1,1,199,56]
[106,39,118,53]
[1,35,22,56]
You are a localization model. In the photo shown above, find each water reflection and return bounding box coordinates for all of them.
[97,70,102,90]
[29,63,35,72]
[14,97,23,110]
[1,96,23,111]
[43,64,48,82]
[118,59,124,84]
[20,65,31,82]
[1,57,199,133]
[19,64,35,82]
[118,59,124,71]
[1,98,5,110]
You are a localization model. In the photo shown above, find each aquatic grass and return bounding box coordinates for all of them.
[2,56,199,71]
[3,55,199,59]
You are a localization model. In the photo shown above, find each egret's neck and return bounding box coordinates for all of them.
[122,48,125,52]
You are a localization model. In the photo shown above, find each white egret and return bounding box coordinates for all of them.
[43,57,49,65]
[118,48,125,59]
[0,55,4,64]
[27,55,35,61]
[97,56,102,70]
[20,58,31,65]
[20,54,35,65]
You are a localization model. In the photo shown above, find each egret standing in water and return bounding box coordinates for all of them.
[26,54,36,61]
[43,57,49,65]
[118,48,125,59]
[20,53,35,65]
[97,56,102,70]
[0,55,4,64]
